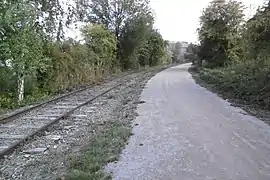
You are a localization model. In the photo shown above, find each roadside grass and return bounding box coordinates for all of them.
[188,65,270,124]
[0,108,8,115]
[61,120,132,180]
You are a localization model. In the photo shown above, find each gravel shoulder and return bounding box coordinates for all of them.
[0,67,164,180]
[106,63,270,180]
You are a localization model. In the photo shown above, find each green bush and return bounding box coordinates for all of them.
[0,93,17,109]
[199,62,270,109]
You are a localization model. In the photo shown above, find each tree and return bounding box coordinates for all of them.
[29,0,76,41]
[0,0,167,110]
[172,42,181,62]
[119,12,154,68]
[243,1,270,64]
[147,30,166,66]
[185,43,201,65]
[79,0,150,38]
[0,1,49,103]
[198,0,245,68]
[82,24,118,74]
[77,0,154,69]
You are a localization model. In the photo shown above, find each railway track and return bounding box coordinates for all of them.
[0,71,146,158]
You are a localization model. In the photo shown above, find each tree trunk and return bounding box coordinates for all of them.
[17,73,24,104]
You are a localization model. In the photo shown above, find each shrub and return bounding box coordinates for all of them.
[199,61,270,109]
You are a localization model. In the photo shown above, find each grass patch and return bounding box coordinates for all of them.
[189,63,270,124]
[198,63,270,109]
[0,108,8,115]
[60,120,132,180]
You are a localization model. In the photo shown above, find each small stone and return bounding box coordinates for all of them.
[46,135,62,142]
[85,110,94,113]
[139,143,143,146]
[107,95,114,99]
[123,100,128,105]
[24,154,30,158]
[24,148,48,154]
[52,136,61,141]
[44,151,49,155]
[72,114,87,118]
[92,102,103,106]
[63,126,73,130]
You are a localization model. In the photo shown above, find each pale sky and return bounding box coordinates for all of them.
[150,0,266,43]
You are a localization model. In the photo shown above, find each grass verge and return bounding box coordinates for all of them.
[59,120,132,180]
[0,108,8,115]
[188,65,270,125]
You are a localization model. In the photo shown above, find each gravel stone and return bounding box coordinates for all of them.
[45,135,62,143]
[24,148,48,154]
[0,68,162,180]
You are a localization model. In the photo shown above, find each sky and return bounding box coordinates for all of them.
[150,0,266,43]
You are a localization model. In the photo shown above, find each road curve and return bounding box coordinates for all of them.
[106,63,270,180]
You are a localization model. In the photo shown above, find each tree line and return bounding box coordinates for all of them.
[0,0,170,110]
[190,0,270,109]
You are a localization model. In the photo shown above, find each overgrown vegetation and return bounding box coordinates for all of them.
[190,0,270,111]
[61,120,132,180]
[0,0,170,112]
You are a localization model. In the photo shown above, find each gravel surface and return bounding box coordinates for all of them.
[0,71,143,154]
[106,63,270,180]
[0,68,162,180]
[0,70,134,119]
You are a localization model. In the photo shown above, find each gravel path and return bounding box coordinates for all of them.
[106,63,270,180]
[0,69,161,180]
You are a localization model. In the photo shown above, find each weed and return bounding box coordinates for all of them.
[62,120,132,180]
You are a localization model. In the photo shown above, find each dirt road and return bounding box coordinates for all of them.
[106,63,270,180]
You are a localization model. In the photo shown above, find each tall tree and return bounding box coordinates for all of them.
[82,24,118,74]
[31,0,76,41]
[198,0,245,68]
[78,0,150,39]
[172,42,181,62]
[119,12,154,68]
[243,1,270,64]
[0,1,49,103]
[76,0,154,68]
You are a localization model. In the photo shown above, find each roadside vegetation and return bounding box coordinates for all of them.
[0,0,171,113]
[63,120,132,180]
[188,0,270,115]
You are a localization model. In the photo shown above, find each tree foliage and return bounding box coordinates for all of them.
[82,24,118,73]
[78,0,150,37]
[0,1,50,103]
[195,0,270,110]
[185,43,200,64]
[243,2,270,63]
[0,0,168,109]
[78,0,167,69]
[198,0,245,68]
[172,42,182,62]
